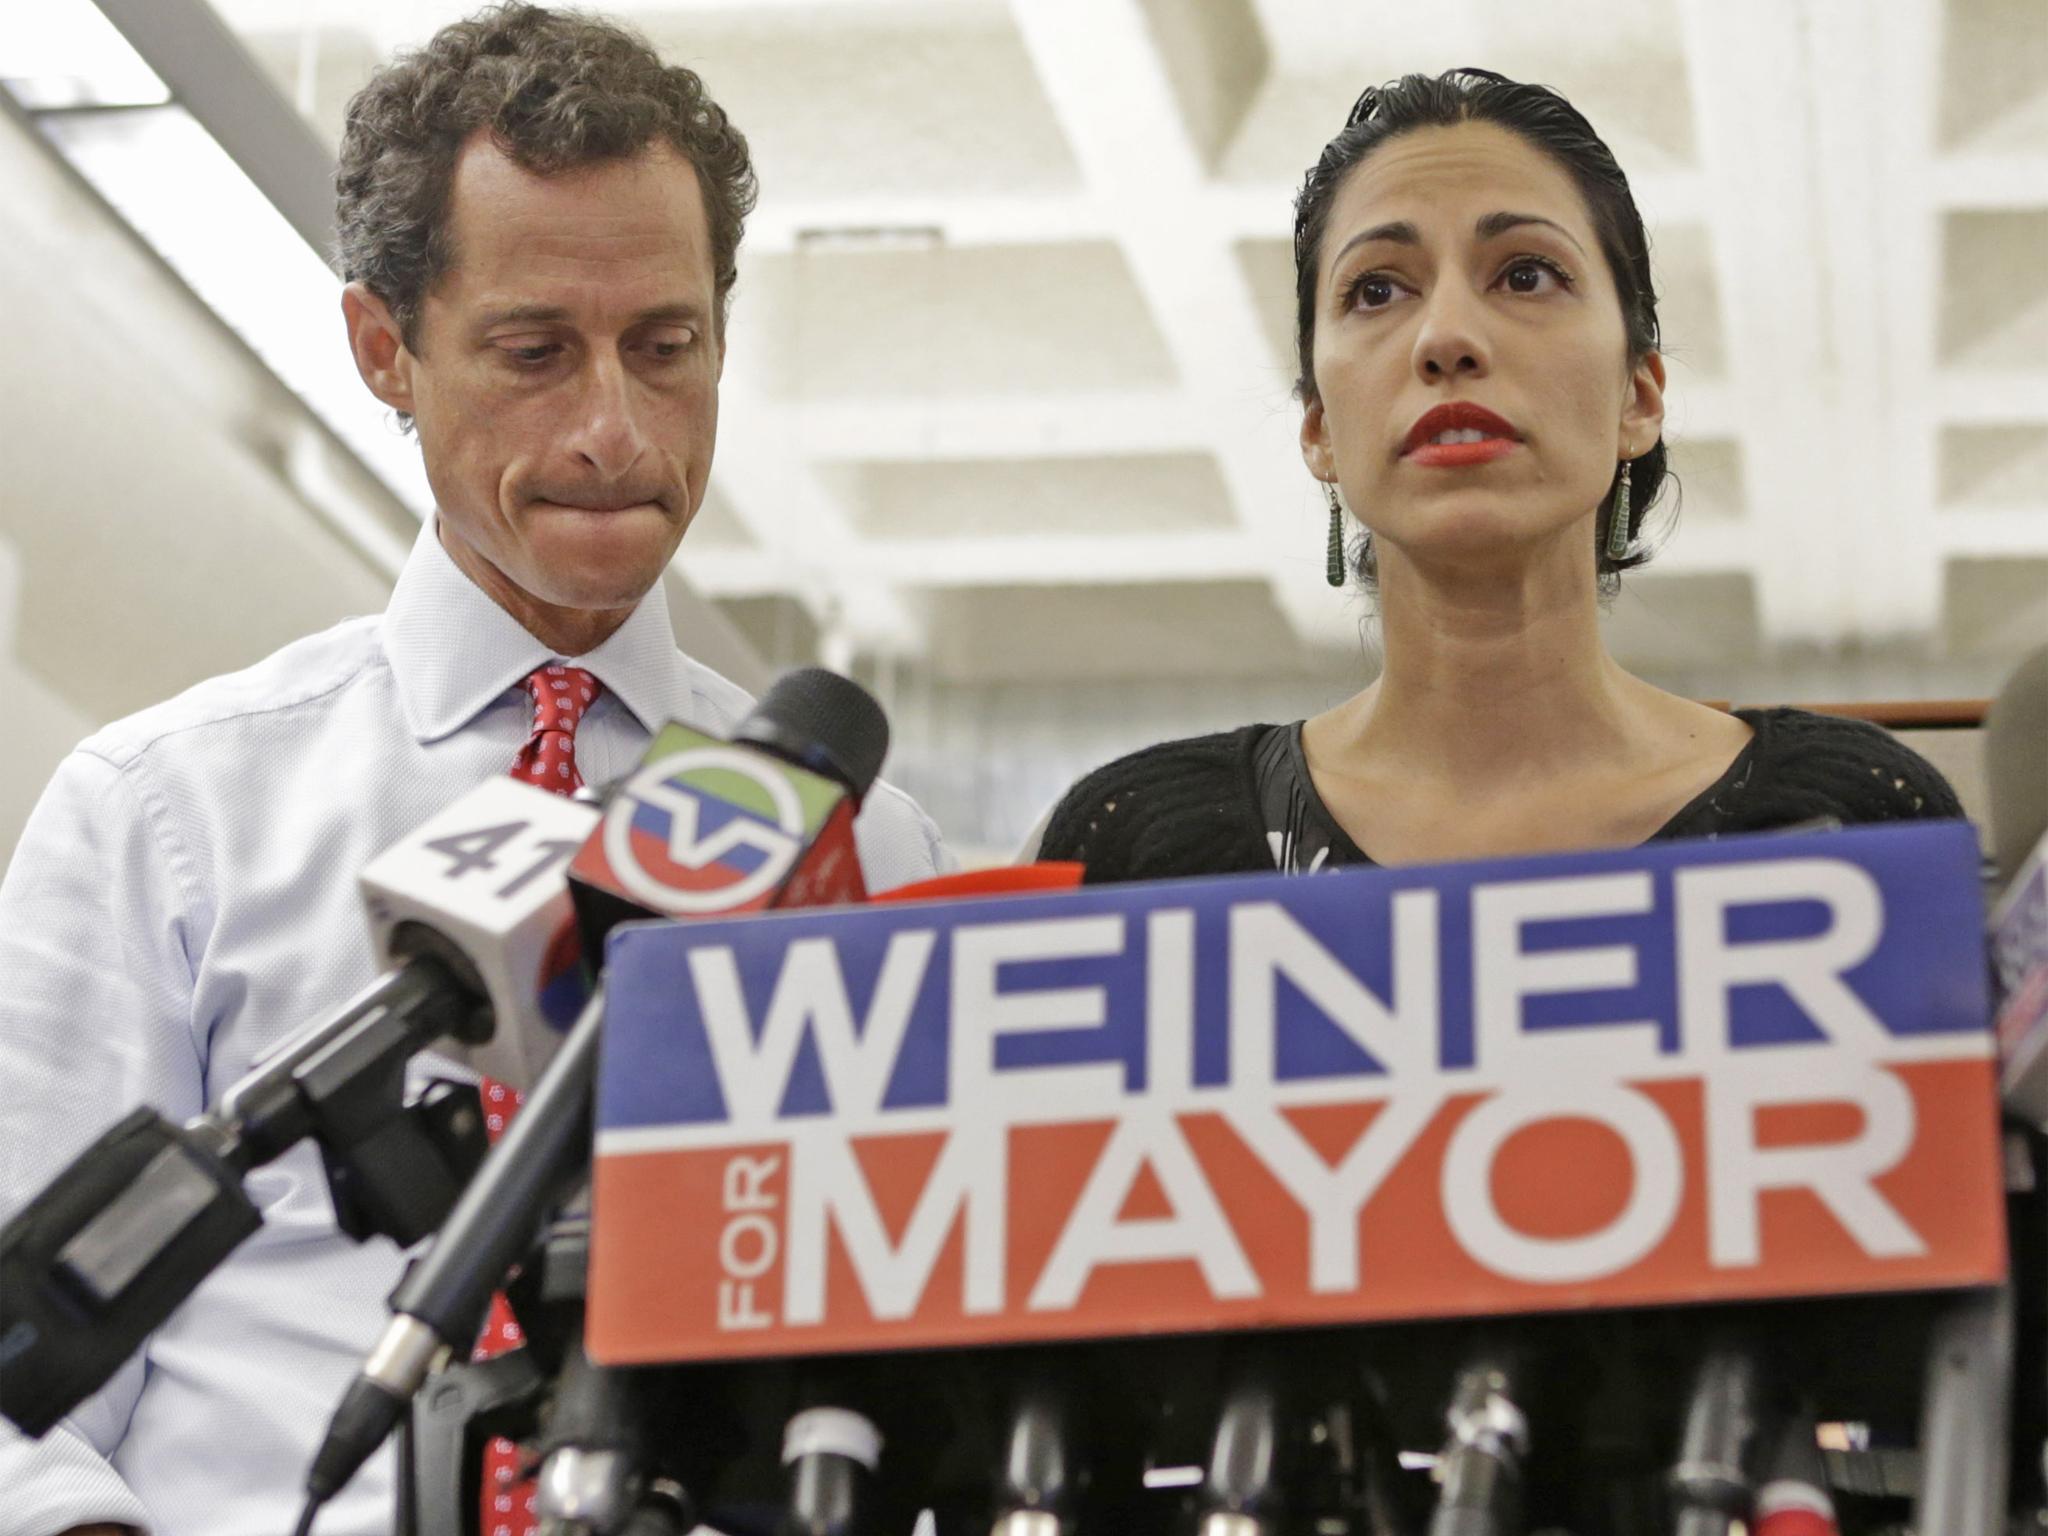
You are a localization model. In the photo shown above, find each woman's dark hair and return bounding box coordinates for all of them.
[1293,68,1670,589]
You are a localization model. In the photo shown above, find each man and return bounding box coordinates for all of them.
[0,8,948,1533]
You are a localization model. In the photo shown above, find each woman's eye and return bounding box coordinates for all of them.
[1501,258,1567,295]
[1350,273,1401,311]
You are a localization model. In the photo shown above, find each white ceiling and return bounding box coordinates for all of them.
[194,0,2048,684]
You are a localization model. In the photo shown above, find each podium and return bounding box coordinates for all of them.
[412,821,2021,1533]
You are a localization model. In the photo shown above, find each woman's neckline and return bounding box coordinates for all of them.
[1283,708,1774,868]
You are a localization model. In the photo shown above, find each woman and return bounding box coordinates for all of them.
[1041,69,1959,881]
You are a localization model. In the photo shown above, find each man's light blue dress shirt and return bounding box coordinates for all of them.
[0,522,949,1535]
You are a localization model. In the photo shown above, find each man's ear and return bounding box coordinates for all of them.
[1622,348,1666,456]
[342,282,415,416]
[1299,394,1336,484]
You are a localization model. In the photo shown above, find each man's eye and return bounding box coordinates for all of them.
[642,333,697,361]
[505,344,559,365]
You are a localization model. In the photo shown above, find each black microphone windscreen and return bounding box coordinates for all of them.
[1987,644,2048,885]
[0,1110,260,1437]
[734,667,890,801]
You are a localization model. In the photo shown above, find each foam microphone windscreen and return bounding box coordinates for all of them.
[0,1110,260,1436]
[733,666,890,802]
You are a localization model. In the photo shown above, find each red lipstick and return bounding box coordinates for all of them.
[1401,402,1521,467]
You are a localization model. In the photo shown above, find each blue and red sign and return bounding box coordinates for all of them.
[587,822,2003,1365]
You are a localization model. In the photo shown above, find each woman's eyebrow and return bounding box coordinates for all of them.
[1329,220,1419,269]
[1476,210,1588,258]
[1330,211,1588,271]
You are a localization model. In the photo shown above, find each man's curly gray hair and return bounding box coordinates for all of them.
[336,3,757,349]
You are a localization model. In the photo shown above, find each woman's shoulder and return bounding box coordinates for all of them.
[1039,724,1279,882]
[1728,706,1966,826]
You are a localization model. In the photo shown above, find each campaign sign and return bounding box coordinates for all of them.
[586,822,2003,1365]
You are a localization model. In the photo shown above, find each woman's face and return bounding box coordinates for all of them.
[1301,120,1664,585]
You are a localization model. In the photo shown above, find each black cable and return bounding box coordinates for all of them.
[291,1495,319,1536]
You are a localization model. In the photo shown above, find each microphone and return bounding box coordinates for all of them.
[1668,1344,1764,1536]
[358,773,602,1091]
[1985,646,2048,1124]
[1753,1409,1839,1536]
[0,777,596,1439]
[301,669,891,1525]
[778,1406,883,1536]
[1196,1377,1286,1536]
[564,664,881,945]
[1426,1360,1527,1536]
[991,1384,1075,1536]
[1986,643,2048,889]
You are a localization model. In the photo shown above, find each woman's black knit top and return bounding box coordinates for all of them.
[1040,708,1965,884]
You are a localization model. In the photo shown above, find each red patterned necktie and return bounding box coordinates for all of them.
[478,663,601,1536]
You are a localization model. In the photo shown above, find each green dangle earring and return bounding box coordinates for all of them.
[1325,483,1347,587]
[1604,459,1633,561]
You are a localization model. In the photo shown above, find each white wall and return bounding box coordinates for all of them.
[0,536,97,850]
[0,104,393,859]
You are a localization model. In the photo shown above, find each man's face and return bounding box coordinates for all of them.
[368,133,722,636]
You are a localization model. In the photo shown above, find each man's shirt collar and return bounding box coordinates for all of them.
[381,517,693,742]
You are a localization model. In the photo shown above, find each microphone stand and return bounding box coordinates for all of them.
[303,990,607,1526]
[532,1326,646,1536]
[1669,1343,1763,1536]
[398,1181,602,1536]
[0,955,492,1439]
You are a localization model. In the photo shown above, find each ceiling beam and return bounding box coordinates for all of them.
[1934,151,2048,210]
[1936,506,2048,557]
[1936,373,2048,424]
[1010,0,1330,645]
[1816,0,1946,642]
[92,0,337,266]
[1677,0,1948,647]
[684,530,1271,597]
[708,359,925,654]
[779,391,1208,463]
